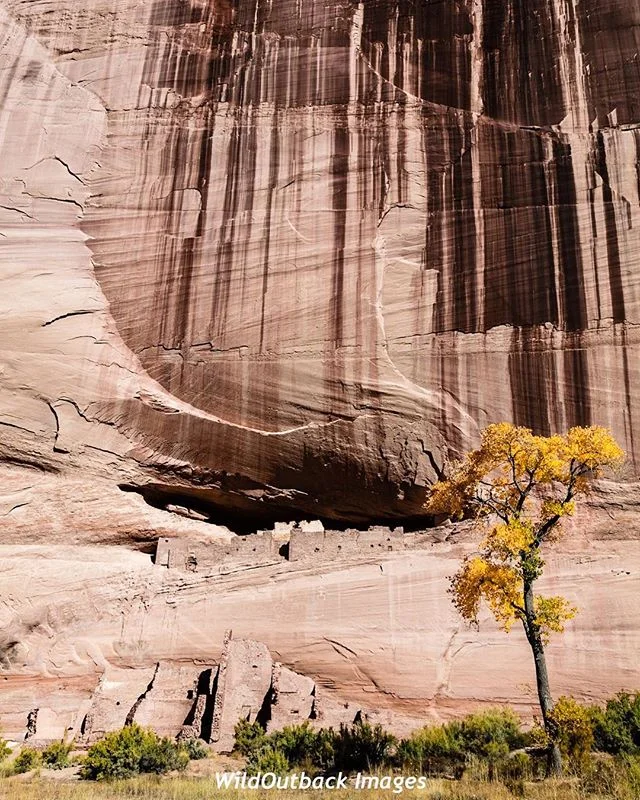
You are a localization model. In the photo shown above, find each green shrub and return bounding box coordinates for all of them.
[234,719,267,757]
[13,747,42,774]
[80,724,188,781]
[246,745,290,776]
[332,722,397,772]
[234,720,335,774]
[182,737,208,760]
[397,723,464,776]
[270,722,335,771]
[398,709,525,779]
[41,739,73,770]
[139,736,188,775]
[0,735,10,763]
[591,691,640,755]
[456,708,525,760]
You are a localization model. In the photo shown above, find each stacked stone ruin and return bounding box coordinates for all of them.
[152,520,436,573]
[179,632,334,751]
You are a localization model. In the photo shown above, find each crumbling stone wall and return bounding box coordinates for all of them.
[154,520,471,573]
[268,663,315,731]
[66,632,418,751]
[288,526,406,561]
[154,521,454,572]
[155,530,281,572]
[211,637,273,752]
[180,633,357,751]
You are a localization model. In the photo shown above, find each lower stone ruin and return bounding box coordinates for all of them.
[74,631,367,752]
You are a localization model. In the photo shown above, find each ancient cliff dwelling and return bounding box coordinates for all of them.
[0,0,639,752]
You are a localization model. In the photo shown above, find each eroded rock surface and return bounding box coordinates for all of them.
[1,1,640,525]
[1,0,640,743]
[1,494,639,742]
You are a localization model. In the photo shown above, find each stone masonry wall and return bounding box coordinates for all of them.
[154,522,463,573]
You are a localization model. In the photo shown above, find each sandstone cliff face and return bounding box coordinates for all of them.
[1,496,639,742]
[1,1,640,524]
[1,0,640,743]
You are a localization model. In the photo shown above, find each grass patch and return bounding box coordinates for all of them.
[0,776,626,800]
[1,767,639,800]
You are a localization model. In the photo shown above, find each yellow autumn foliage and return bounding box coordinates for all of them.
[484,519,535,559]
[450,556,522,631]
[426,423,624,521]
[431,423,623,644]
[534,596,578,642]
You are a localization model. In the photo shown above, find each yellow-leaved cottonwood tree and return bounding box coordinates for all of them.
[426,423,624,775]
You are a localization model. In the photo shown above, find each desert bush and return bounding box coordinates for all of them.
[233,720,267,758]
[181,737,208,760]
[234,720,334,773]
[246,745,290,776]
[332,722,397,772]
[0,734,10,763]
[270,722,334,771]
[591,691,640,755]
[80,724,188,781]
[456,708,525,760]
[139,736,188,775]
[398,709,525,779]
[397,723,464,776]
[549,696,594,771]
[12,747,42,774]
[41,739,73,770]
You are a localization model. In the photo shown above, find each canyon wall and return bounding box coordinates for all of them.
[1,0,640,525]
[2,0,640,742]
[2,493,639,742]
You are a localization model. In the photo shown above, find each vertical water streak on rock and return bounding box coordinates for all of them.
[482,0,566,125]
[330,112,349,349]
[258,111,281,352]
[451,118,478,333]
[620,327,638,468]
[469,121,485,332]
[385,3,397,104]
[181,112,215,350]
[508,328,552,436]
[586,168,604,322]
[552,137,587,331]
[213,118,241,343]
[33,0,640,519]
[431,117,449,334]
[482,125,558,330]
[350,2,364,104]
[551,0,590,131]
[563,336,591,428]
[579,0,640,127]
[635,131,640,213]
[469,0,484,116]
[594,131,626,324]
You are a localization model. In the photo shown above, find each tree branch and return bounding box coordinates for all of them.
[535,478,576,546]
[471,494,510,523]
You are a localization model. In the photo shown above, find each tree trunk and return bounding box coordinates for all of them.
[523,581,563,776]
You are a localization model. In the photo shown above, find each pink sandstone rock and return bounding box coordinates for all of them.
[1,493,639,742]
[0,1,639,527]
[1,0,640,743]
